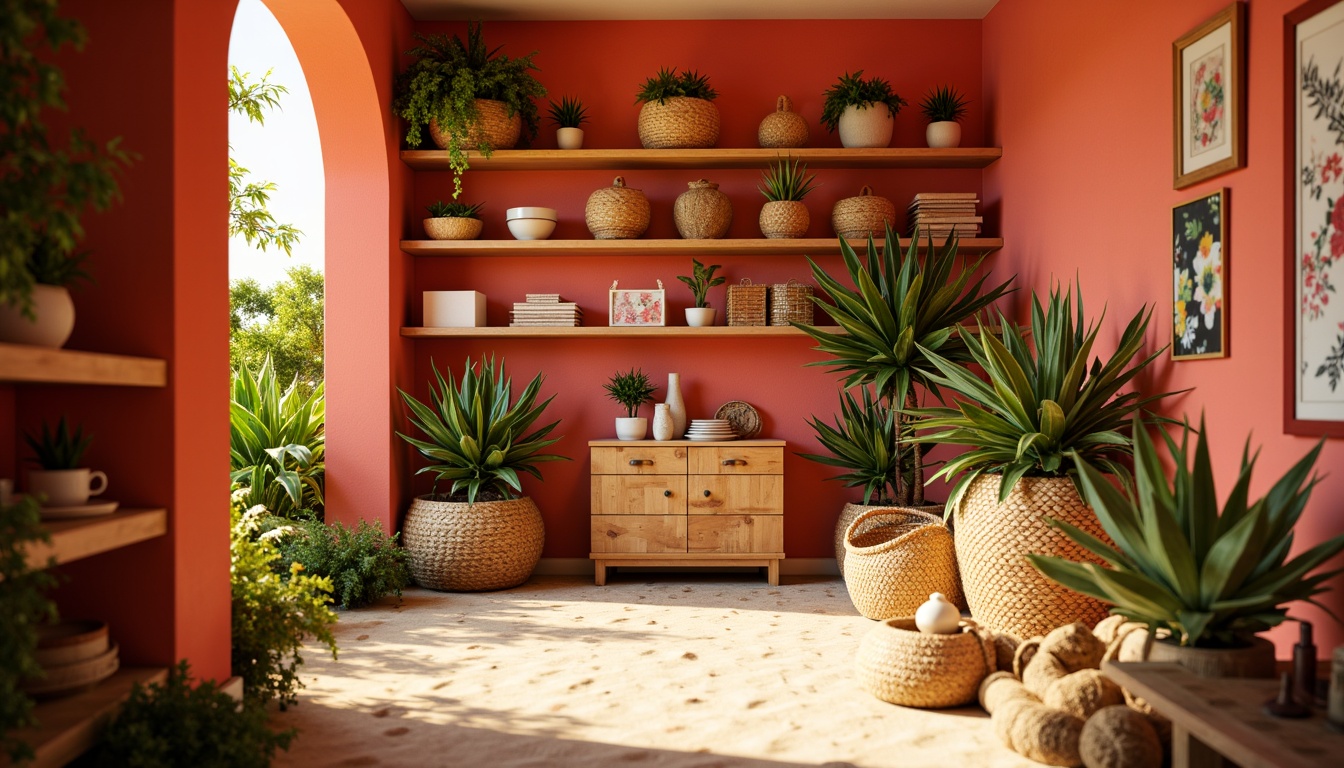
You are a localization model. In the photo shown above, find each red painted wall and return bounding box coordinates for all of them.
[983,0,1344,653]
[401,19,991,558]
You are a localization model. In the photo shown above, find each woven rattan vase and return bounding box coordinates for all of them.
[954,475,1112,639]
[586,176,650,239]
[402,495,545,592]
[855,618,996,708]
[637,97,720,148]
[674,179,732,239]
[759,201,809,238]
[832,186,895,240]
[428,99,522,151]
[842,507,964,620]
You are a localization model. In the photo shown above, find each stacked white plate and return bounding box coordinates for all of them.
[685,419,737,441]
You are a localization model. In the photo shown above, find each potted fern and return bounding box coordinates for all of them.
[547,95,588,150]
[919,85,969,149]
[675,258,725,327]
[604,368,658,441]
[392,22,547,198]
[635,67,719,149]
[821,71,907,148]
[758,157,818,238]
[423,200,485,241]
[396,357,567,591]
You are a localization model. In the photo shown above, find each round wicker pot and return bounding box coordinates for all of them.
[428,98,522,151]
[757,95,808,148]
[954,475,1112,639]
[855,618,995,708]
[831,185,896,240]
[586,176,650,239]
[637,97,720,148]
[759,200,809,238]
[1115,631,1276,679]
[402,495,544,592]
[842,507,964,620]
[673,179,732,239]
[423,217,483,240]
[0,284,75,348]
[834,502,946,576]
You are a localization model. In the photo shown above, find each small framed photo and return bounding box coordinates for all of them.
[1173,2,1246,189]
[1172,189,1228,360]
[608,280,665,327]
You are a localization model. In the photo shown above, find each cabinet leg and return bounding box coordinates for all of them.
[594,561,607,586]
[1172,724,1223,768]
[767,559,779,586]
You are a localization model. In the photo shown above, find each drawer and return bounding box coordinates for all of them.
[688,446,783,475]
[687,515,783,554]
[591,515,687,553]
[591,475,687,516]
[591,445,687,475]
[687,475,783,516]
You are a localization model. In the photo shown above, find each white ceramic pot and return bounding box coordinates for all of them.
[615,417,647,441]
[925,121,962,149]
[29,468,107,507]
[838,103,894,148]
[556,127,584,150]
[685,307,716,327]
[0,284,76,348]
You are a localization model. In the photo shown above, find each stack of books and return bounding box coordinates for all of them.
[907,193,982,238]
[510,294,582,327]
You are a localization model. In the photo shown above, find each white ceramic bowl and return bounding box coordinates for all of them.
[507,218,557,240]
[506,206,557,221]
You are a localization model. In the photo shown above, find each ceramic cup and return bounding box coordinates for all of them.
[29,468,108,507]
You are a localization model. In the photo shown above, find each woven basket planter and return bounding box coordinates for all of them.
[423,217,483,241]
[768,280,813,325]
[402,495,545,592]
[673,179,732,239]
[759,200,809,238]
[586,176,650,239]
[833,502,949,576]
[855,618,996,708]
[637,97,720,149]
[954,475,1112,639]
[757,95,808,148]
[843,507,964,620]
[832,186,896,240]
[726,279,767,326]
[428,98,522,151]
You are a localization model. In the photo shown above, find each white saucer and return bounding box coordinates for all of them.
[688,434,736,441]
[39,500,120,519]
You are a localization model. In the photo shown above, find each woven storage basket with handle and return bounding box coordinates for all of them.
[726,278,767,326]
[842,507,964,620]
[831,185,895,240]
[855,618,996,708]
[401,495,545,592]
[586,176,651,240]
[768,280,813,325]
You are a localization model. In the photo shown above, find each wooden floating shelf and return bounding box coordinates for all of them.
[401,147,1002,171]
[4,666,168,768]
[23,508,168,570]
[401,237,1003,258]
[0,343,166,387]
[402,325,843,339]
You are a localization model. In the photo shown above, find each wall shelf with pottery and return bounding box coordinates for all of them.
[20,507,168,569]
[401,147,1001,172]
[6,666,169,768]
[402,325,845,339]
[0,343,167,387]
[401,237,1003,258]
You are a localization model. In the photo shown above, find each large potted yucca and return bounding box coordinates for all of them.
[396,357,567,591]
[909,284,1175,640]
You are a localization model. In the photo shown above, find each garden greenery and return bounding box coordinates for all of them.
[1,497,58,763]
[279,519,411,609]
[230,266,325,399]
[228,66,303,256]
[229,356,326,519]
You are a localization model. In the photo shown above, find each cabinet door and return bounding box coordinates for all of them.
[687,475,782,516]
[687,515,783,553]
[591,515,687,553]
[592,446,687,475]
[591,475,686,516]
[688,447,783,475]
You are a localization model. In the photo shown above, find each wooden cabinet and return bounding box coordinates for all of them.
[589,439,785,585]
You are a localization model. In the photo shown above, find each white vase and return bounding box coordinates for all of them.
[665,373,686,437]
[685,307,716,327]
[925,121,962,149]
[838,103,894,148]
[615,417,647,441]
[28,468,107,507]
[652,404,675,441]
[557,127,584,150]
[0,284,76,348]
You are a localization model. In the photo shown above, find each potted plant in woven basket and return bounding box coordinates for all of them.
[396,356,567,592]
[547,95,588,150]
[758,156,818,239]
[1029,415,1344,678]
[604,367,658,441]
[821,71,907,149]
[908,283,1177,640]
[423,200,484,240]
[676,258,725,327]
[919,84,969,149]
[393,22,547,198]
[635,67,719,149]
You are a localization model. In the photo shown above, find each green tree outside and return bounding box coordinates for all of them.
[230,265,323,396]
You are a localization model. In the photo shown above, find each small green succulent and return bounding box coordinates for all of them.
[603,368,658,418]
[635,67,717,105]
[675,259,725,308]
[23,416,92,470]
[759,157,818,202]
[919,85,969,123]
[546,95,589,128]
[426,200,485,219]
[821,71,907,133]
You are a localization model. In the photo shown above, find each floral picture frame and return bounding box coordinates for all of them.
[608,280,665,327]
[1173,2,1246,189]
[1285,0,1344,436]
[1173,189,1228,360]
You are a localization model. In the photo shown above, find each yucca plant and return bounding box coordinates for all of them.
[795,225,1014,505]
[820,71,907,133]
[799,386,921,505]
[675,258,725,308]
[23,416,92,470]
[909,283,1176,513]
[229,356,326,519]
[919,85,969,123]
[546,95,589,127]
[635,67,717,104]
[759,156,818,202]
[1028,416,1344,647]
[426,200,484,219]
[397,357,567,504]
[603,367,658,418]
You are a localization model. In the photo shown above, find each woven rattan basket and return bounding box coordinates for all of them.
[637,97,720,149]
[726,278,767,326]
[674,179,732,239]
[757,95,808,149]
[833,502,950,578]
[401,495,545,591]
[768,280,813,325]
[954,475,1112,639]
[843,507,964,620]
[423,217,483,241]
[855,618,996,708]
[586,176,651,239]
[428,98,522,151]
[832,186,896,240]
[759,200,809,238]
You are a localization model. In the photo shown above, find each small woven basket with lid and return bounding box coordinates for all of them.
[832,185,896,240]
[726,278,767,326]
[638,97,720,149]
[586,176,651,239]
[673,179,732,239]
[768,280,813,325]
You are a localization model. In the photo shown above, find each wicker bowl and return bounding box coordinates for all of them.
[35,620,109,667]
[855,618,995,708]
[586,176,651,239]
[402,495,545,592]
[428,98,522,151]
[637,97,720,149]
[843,507,964,620]
[832,186,896,240]
[424,217,484,240]
[759,201,809,239]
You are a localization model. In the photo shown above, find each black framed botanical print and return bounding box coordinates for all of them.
[1173,189,1228,360]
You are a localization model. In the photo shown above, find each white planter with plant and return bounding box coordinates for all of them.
[822,71,906,149]
[23,417,105,507]
[604,368,657,441]
[676,258,725,327]
[635,68,719,149]
[920,85,968,149]
[758,156,818,239]
[0,283,75,348]
[423,200,484,240]
[548,95,588,150]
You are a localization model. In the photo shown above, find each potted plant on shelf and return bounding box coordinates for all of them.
[919,85,969,149]
[635,67,719,149]
[423,200,485,241]
[23,416,106,509]
[1029,416,1344,679]
[547,95,588,150]
[758,156,818,239]
[392,22,547,198]
[907,283,1176,640]
[676,258,725,327]
[396,356,567,591]
[821,71,907,149]
[0,240,89,348]
[604,367,658,441]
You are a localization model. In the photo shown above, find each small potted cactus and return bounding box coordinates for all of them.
[423,200,485,240]
[758,157,818,238]
[919,85,969,149]
[547,95,589,150]
[675,259,725,327]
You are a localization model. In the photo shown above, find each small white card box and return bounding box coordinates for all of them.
[424,291,486,327]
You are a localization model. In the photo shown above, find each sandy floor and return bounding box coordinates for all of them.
[271,574,1033,767]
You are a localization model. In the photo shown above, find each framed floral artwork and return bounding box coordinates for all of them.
[608,280,665,327]
[1173,2,1246,189]
[1173,189,1228,360]
[1285,0,1344,436]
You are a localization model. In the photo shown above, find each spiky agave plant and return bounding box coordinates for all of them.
[919,85,969,123]
[1029,416,1344,647]
[799,386,921,505]
[426,200,485,219]
[546,95,589,128]
[229,356,325,518]
[635,67,717,105]
[758,156,818,202]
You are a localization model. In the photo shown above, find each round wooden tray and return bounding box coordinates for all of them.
[23,641,119,698]
[715,400,761,438]
[35,620,109,667]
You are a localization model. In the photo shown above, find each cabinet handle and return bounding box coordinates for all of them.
[663,490,672,498]
[721,459,747,466]
[629,459,653,466]
[703,489,712,497]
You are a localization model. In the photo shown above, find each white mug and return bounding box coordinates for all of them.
[28,468,108,507]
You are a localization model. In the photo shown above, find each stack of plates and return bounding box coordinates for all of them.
[685,419,737,441]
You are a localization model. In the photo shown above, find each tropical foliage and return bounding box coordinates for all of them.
[635,67,718,104]
[229,356,326,519]
[230,266,324,399]
[675,258,725,308]
[1,497,57,763]
[799,386,922,505]
[820,71,906,133]
[228,66,302,256]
